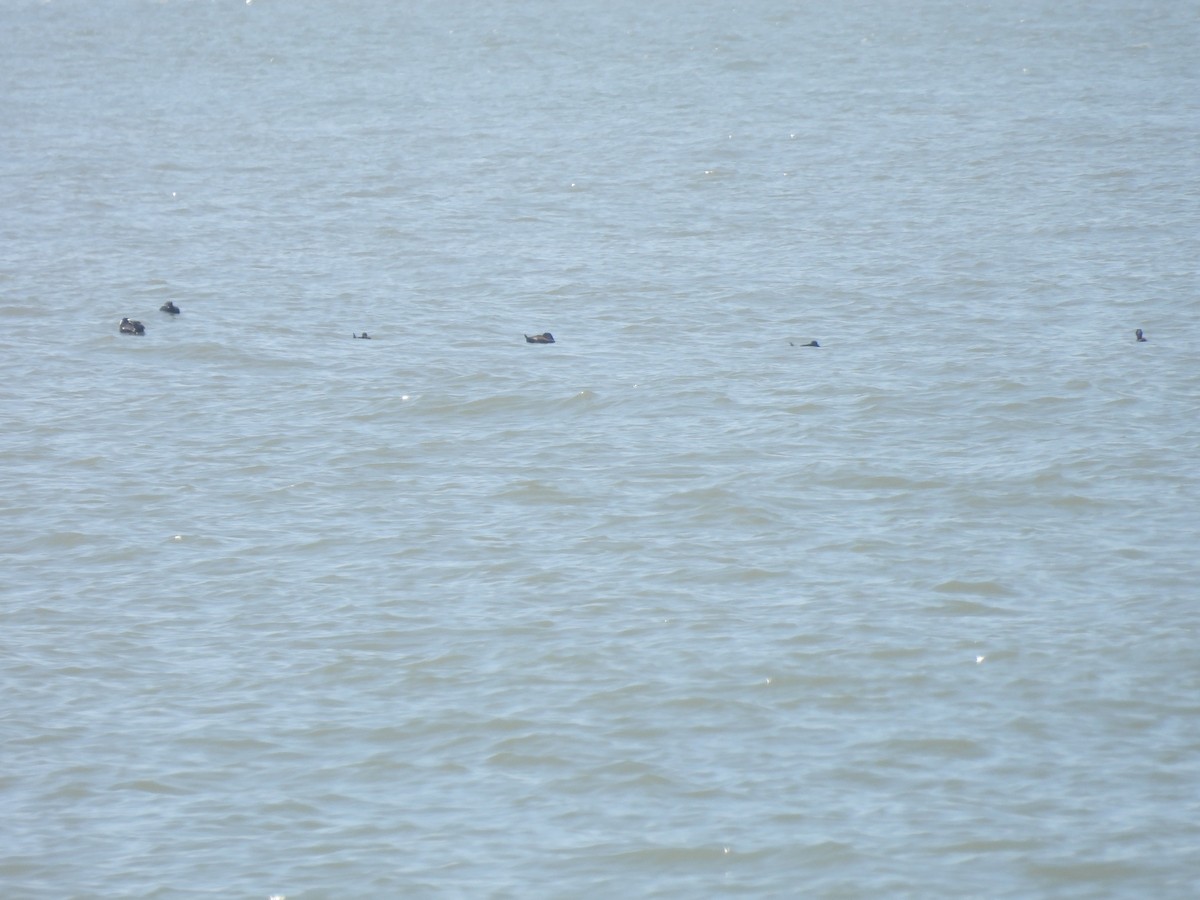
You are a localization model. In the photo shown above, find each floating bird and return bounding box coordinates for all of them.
[525,332,555,344]
[1135,328,1147,342]
[160,301,180,314]
[119,317,145,335]
[789,340,819,347]
[353,332,371,339]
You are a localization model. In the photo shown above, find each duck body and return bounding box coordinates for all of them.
[1135,328,1147,342]
[119,317,145,335]
[525,332,555,344]
[160,301,180,314]
[353,332,371,339]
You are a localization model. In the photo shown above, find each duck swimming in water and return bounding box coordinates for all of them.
[525,332,555,344]
[160,301,180,315]
[1135,328,1147,342]
[119,317,145,335]
[353,332,371,339]
[789,340,820,347]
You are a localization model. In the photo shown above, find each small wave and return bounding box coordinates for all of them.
[932,580,1015,598]
[874,736,990,760]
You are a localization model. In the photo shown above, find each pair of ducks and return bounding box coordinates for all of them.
[118,301,180,335]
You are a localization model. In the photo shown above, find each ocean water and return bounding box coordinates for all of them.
[2,0,1199,897]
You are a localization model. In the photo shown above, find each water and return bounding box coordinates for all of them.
[3,0,1199,897]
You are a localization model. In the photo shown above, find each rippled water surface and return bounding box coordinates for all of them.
[3,0,1199,897]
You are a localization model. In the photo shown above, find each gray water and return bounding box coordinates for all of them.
[3,0,1199,897]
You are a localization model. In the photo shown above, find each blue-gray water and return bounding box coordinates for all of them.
[3,0,1199,897]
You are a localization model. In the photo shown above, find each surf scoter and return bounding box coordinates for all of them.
[1135,328,1147,342]
[119,317,145,335]
[525,332,555,344]
[160,301,180,315]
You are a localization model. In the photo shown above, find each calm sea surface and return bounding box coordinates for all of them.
[2,0,1199,897]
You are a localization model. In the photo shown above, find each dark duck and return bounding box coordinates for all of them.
[160,301,180,314]
[119,317,145,335]
[1135,328,1147,342]
[525,332,555,344]
[353,332,371,339]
